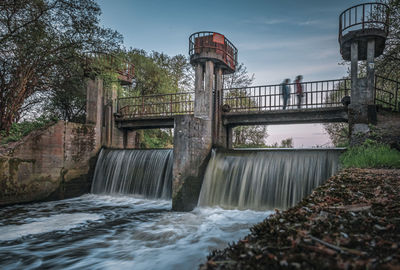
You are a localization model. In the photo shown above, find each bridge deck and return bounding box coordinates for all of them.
[114,76,399,129]
[223,107,348,126]
[116,107,347,130]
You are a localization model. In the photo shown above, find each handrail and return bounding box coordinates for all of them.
[375,75,400,112]
[339,3,389,43]
[189,31,238,69]
[223,79,351,112]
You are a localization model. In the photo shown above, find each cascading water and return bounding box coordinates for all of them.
[198,149,342,210]
[91,148,173,199]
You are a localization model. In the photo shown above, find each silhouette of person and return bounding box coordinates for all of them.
[281,78,291,110]
[295,75,303,108]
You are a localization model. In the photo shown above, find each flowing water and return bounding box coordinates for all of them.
[0,195,269,270]
[198,149,342,210]
[0,148,341,269]
[91,149,173,199]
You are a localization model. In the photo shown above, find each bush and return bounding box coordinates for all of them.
[0,116,57,144]
[340,139,400,168]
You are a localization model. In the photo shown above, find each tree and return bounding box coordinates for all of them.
[280,138,293,148]
[375,0,400,80]
[0,0,121,133]
[324,0,400,146]
[223,63,268,147]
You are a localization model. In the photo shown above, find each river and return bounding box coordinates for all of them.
[0,194,270,270]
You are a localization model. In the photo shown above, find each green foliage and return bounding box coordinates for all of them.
[340,139,400,168]
[280,138,294,148]
[123,49,193,97]
[0,116,57,144]
[0,0,121,132]
[139,129,173,149]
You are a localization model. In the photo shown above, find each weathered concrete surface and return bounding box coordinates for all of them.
[0,121,98,206]
[116,116,175,130]
[172,115,212,211]
[223,107,348,127]
[347,38,378,145]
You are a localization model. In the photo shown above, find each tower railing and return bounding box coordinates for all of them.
[339,2,389,43]
[189,31,238,71]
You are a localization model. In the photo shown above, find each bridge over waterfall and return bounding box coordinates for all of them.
[115,76,398,130]
[85,4,399,211]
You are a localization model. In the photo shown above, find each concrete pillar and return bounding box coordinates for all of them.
[366,39,376,104]
[110,85,125,148]
[194,63,205,118]
[172,115,212,211]
[350,41,359,103]
[86,78,103,151]
[348,39,377,144]
[172,61,214,211]
[214,67,229,148]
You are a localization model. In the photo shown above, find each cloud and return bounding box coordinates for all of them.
[241,17,335,29]
[238,34,337,51]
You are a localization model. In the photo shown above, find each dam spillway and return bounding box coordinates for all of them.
[198,149,342,210]
[91,149,173,199]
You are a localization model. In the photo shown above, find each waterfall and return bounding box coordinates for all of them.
[91,149,173,199]
[198,149,342,210]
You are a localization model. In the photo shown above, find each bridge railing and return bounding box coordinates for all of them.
[117,92,194,118]
[375,75,400,112]
[222,79,351,113]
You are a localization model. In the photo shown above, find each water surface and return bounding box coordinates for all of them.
[0,195,269,270]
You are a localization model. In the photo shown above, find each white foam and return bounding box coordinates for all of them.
[0,213,102,241]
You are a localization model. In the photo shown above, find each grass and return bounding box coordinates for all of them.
[340,140,400,169]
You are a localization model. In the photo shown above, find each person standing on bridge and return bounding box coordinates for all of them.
[295,75,303,109]
[281,78,291,110]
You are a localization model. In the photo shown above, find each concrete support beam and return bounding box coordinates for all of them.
[223,108,348,126]
[350,41,359,103]
[86,78,103,151]
[348,39,378,145]
[366,39,376,104]
[172,115,212,211]
[214,67,229,148]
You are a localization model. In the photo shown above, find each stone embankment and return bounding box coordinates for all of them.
[201,168,400,269]
[0,121,99,206]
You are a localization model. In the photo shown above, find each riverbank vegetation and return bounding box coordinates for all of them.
[201,168,400,269]
[340,139,400,169]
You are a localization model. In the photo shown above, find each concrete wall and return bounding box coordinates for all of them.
[0,121,98,206]
[172,115,212,211]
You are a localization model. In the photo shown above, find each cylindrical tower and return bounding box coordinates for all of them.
[338,3,389,141]
[189,31,238,147]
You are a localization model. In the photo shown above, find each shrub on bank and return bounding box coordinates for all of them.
[340,139,400,168]
[0,116,57,144]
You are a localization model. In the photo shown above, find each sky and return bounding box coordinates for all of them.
[95,0,369,147]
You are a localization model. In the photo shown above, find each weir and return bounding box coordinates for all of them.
[91,149,173,199]
[198,149,342,210]
[82,4,395,211]
[90,148,342,212]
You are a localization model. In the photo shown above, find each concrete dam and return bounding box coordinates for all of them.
[91,148,342,211]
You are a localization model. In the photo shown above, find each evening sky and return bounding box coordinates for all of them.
[95,0,370,147]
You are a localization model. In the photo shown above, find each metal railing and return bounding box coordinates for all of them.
[339,2,389,43]
[117,92,194,118]
[189,31,238,71]
[115,76,400,119]
[223,79,351,113]
[375,75,400,112]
